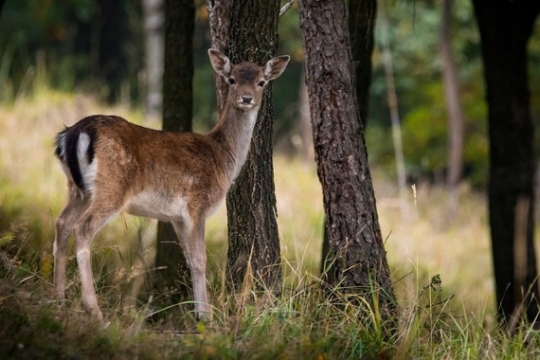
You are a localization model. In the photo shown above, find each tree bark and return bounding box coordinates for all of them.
[207,0,230,114]
[208,0,283,293]
[153,0,195,308]
[472,0,540,328]
[300,0,396,324]
[321,0,377,276]
[439,0,464,199]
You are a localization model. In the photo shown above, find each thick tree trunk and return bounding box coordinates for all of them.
[153,0,195,308]
[439,0,464,203]
[472,0,540,327]
[321,0,377,276]
[223,1,283,294]
[300,0,396,324]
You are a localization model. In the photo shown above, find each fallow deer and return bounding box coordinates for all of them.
[53,49,290,320]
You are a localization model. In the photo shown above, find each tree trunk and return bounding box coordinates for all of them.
[379,0,407,211]
[207,0,230,114]
[226,1,283,294]
[298,70,314,163]
[161,0,194,133]
[439,0,464,208]
[208,0,283,294]
[153,0,195,309]
[300,0,396,324]
[142,0,164,119]
[321,0,377,276]
[94,0,128,104]
[472,0,540,328]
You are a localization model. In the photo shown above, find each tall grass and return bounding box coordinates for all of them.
[1,88,540,358]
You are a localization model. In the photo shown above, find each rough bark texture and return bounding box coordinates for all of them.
[439,0,464,192]
[321,0,377,275]
[207,0,282,293]
[154,0,195,305]
[207,0,230,114]
[299,0,396,322]
[472,0,540,327]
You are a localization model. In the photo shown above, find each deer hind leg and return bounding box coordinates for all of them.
[54,185,90,300]
[171,219,210,320]
[72,198,125,319]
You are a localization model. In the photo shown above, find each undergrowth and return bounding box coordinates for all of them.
[2,246,540,359]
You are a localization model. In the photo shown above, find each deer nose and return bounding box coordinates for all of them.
[241,95,253,104]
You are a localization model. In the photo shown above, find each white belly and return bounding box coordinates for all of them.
[125,191,189,222]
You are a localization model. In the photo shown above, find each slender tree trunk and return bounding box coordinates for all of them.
[300,0,396,325]
[472,0,540,328]
[225,1,283,294]
[379,0,407,210]
[439,0,464,209]
[142,0,164,119]
[153,0,195,309]
[161,0,194,133]
[298,70,313,162]
[94,0,128,104]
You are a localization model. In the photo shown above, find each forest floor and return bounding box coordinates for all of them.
[1,90,540,358]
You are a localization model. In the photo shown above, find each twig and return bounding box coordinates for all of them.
[279,0,295,17]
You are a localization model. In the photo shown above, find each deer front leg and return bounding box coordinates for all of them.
[172,219,211,320]
[190,221,210,320]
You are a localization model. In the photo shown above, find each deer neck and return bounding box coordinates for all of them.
[209,103,259,182]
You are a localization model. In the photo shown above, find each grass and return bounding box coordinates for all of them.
[1,88,540,358]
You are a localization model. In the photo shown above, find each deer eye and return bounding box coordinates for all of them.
[258,80,266,87]
[228,78,235,85]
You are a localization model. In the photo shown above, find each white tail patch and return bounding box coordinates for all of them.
[77,132,98,195]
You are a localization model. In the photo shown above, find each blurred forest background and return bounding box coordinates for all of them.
[1,0,540,357]
[2,0,538,187]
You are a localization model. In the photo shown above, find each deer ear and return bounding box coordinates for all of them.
[208,49,231,78]
[264,55,290,81]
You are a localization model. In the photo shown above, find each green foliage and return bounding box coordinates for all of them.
[0,0,143,103]
[3,243,540,359]
[367,0,493,186]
